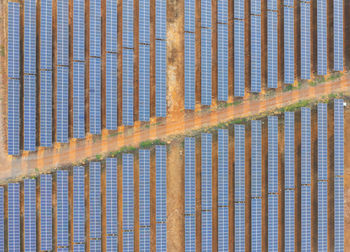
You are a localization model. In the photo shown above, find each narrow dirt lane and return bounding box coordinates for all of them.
[1,75,350,182]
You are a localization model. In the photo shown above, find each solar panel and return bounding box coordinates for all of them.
[8,2,20,79]
[139,149,150,249]
[90,162,101,239]
[301,107,311,185]
[40,174,52,251]
[201,29,212,105]
[235,203,245,251]
[156,0,166,39]
[251,15,261,93]
[90,239,101,251]
[106,0,117,52]
[218,129,228,207]
[57,67,69,143]
[218,207,229,251]
[318,103,327,180]
[139,44,150,121]
[218,24,228,100]
[267,0,277,10]
[301,185,311,251]
[73,166,85,243]
[123,231,134,252]
[334,99,344,177]
[202,211,212,251]
[122,49,134,125]
[40,0,53,70]
[123,0,134,48]
[139,0,150,44]
[285,112,295,189]
[90,0,101,57]
[24,75,36,150]
[24,0,37,74]
[123,153,134,233]
[156,145,167,222]
[217,0,228,23]
[24,179,36,251]
[185,215,196,251]
[333,0,343,71]
[156,222,167,251]
[235,125,245,202]
[334,176,344,251]
[251,0,261,15]
[268,194,278,251]
[234,0,244,19]
[106,53,118,129]
[300,2,310,80]
[268,116,278,193]
[251,198,262,251]
[73,243,85,251]
[0,187,3,252]
[156,40,167,117]
[201,133,212,210]
[317,0,327,75]
[8,183,20,251]
[40,71,53,147]
[90,58,102,134]
[73,0,85,61]
[284,6,294,84]
[57,170,69,248]
[251,120,262,197]
[106,236,118,251]
[140,227,151,251]
[106,158,118,236]
[318,181,327,251]
[234,20,245,97]
[285,190,295,252]
[57,248,69,252]
[184,32,195,110]
[185,137,196,214]
[57,0,69,66]
[73,61,85,138]
[267,11,278,88]
[184,0,195,32]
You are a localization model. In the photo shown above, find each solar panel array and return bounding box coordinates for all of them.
[24,179,36,251]
[90,58,102,134]
[122,49,134,126]
[57,170,69,249]
[234,9,245,97]
[8,183,20,251]
[251,0,261,93]
[267,9,278,88]
[251,198,262,251]
[0,187,3,252]
[123,153,134,251]
[285,112,295,188]
[73,166,85,245]
[90,162,101,248]
[218,0,228,100]
[317,0,327,75]
[318,103,327,180]
[284,2,294,84]
[300,1,310,80]
[106,158,118,249]
[334,0,343,71]
[40,174,53,251]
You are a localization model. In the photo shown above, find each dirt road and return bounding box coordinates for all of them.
[0,75,350,183]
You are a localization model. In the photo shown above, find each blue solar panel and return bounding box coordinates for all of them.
[123,153,134,231]
[201,133,212,210]
[123,0,134,48]
[90,0,101,57]
[201,29,212,105]
[73,166,85,243]
[317,0,327,75]
[185,137,196,214]
[217,0,228,23]
[74,243,85,251]
[140,227,150,251]
[201,0,211,27]
[234,20,245,97]
[156,222,167,251]
[156,40,167,117]
[122,49,134,125]
[106,158,118,236]
[24,179,36,251]
[0,187,3,252]
[218,24,228,100]
[139,0,150,44]
[285,190,295,252]
[268,194,278,251]
[235,125,245,202]
[139,149,150,250]
[284,6,294,84]
[251,0,261,14]
[90,58,101,134]
[301,107,311,185]
[251,15,261,93]
[301,185,311,252]
[318,103,327,180]
[8,2,20,79]
[57,67,69,143]
[185,215,196,251]
[57,248,69,252]
[235,203,245,251]
[300,2,310,80]
[268,116,278,193]
[334,176,344,251]
[8,183,20,251]
[57,170,69,248]
[234,0,244,19]
[41,174,52,250]
[218,129,228,207]
[333,0,343,71]
[318,181,327,251]
[251,198,262,251]
[73,0,85,61]
[90,162,101,239]
[90,239,101,251]
[218,207,228,251]
[73,61,85,138]
[40,71,53,147]
[267,11,278,88]
[184,32,195,110]
[334,99,344,177]
[251,120,262,197]
[106,53,118,129]
[24,0,37,74]
[156,145,167,222]
[156,0,166,39]
[139,44,150,121]
[40,0,52,69]
[57,0,69,66]
[106,0,117,52]
[184,0,195,32]
[285,112,295,188]
[24,75,36,150]
[267,0,277,10]
[8,58,20,154]
[123,231,134,252]
[106,236,118,251]
[202,211,212,251]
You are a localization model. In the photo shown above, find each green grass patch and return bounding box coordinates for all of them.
[139,139,166,149]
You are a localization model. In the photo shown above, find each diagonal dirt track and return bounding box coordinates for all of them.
[1,74,350,182]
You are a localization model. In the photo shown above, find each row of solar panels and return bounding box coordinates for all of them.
[0,146,167,251]
[184,100,344,251]
[7,0,167,155]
